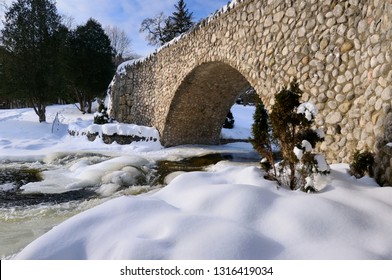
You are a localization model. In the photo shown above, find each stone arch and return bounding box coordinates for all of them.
[110,0,392,179]
[161,61,251,146]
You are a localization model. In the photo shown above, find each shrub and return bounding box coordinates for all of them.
[223,110,235,129]
[251,99,277,178]
[94,102,111,125]
[252,79,329,191]
[349,150,375,178]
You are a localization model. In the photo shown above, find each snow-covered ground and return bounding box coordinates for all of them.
[220,104,255,140]
[1,104,392,260]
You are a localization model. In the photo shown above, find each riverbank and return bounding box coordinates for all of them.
[2,103,392,260]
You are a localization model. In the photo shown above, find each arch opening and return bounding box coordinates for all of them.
[161,61,251,147]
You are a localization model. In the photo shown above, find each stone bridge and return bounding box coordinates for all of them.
[109,0,392,184]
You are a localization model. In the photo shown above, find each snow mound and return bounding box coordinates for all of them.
[220,104,255,140]
[14,164,392,260]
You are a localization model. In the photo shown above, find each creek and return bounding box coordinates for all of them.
[0,149,260,259]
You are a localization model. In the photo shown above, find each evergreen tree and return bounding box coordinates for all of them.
[0,46,8,101]
[269,80,327,190]
[1,0,66,122]
[270,80,304,189]
[161,16,176,45]
[65,18,115,113]
[252,80,329,191]
[251,99,277,178]
[223,110,235,129]
[168,0,193,38]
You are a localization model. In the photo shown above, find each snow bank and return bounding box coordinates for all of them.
[220,104,255,140]
[0,105,164,161]
[68,121,162,152]
[14,164,392,260]
[69,121,160,139]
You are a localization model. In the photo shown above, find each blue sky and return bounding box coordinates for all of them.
[56,0,230,56]
[1,0,229,56]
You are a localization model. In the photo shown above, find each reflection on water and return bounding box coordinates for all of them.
[153,152,260,185]
[0,150,260,259]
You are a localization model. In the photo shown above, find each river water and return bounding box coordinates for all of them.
[0,150,260,259]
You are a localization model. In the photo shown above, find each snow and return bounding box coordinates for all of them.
[220,104,254,139]
[294,146,304,160]
[297,102,318,121]
[72,121,161,139]
[208,0,240,23]
[13,164,392,260]
[2,103,392,260]
[0,183,17,192]
[116,58,146,75]
[302,140,313,152]
[315,154,330,172]
[304,176,314,190]
[316,128,325,139]
[0,104,164,160]
[20,155,149,194]
[221,0,237,13]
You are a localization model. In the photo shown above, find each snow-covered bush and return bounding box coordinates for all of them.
[349,150,374,178]
[223,110,235,129]
[94,101,112,125]
[252,79,330,191]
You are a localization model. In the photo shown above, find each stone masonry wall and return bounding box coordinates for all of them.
[109,0,392,184]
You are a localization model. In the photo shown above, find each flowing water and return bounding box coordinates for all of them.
[0,150,260,259]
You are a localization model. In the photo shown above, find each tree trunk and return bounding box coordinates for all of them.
[289,162,296,190]
[87,99,92,114]
[38,106,46,123]
[31,98,46,123]
[74,88,86,114]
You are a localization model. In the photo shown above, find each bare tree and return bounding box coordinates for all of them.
[139,1,194,47]
[61,14,75,30]
[105,25,133,66]
[139,12,170,47]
